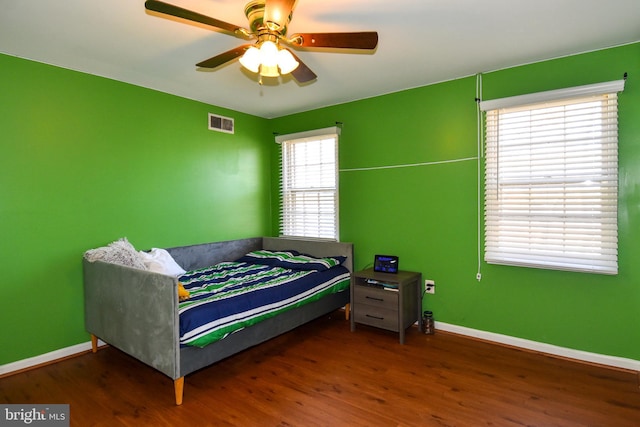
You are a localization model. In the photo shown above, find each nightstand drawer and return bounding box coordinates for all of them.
[354,305,398,331]
[353,286,398,309]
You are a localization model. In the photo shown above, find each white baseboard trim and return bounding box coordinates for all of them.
[436,321,640,372]
[0,339,106,377]
[3,325,639,376]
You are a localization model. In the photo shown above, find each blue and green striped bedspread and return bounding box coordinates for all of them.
[178,260,350,347]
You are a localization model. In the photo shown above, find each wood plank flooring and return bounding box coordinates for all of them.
[2,311,639,426]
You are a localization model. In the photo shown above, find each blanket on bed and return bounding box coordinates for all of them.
[178,253,350,348]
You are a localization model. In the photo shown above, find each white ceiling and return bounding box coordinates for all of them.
[2,0,639,119]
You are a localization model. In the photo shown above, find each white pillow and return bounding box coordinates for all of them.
[139,248,186,276]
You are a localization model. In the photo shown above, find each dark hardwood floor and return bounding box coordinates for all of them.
[2,311,639,426]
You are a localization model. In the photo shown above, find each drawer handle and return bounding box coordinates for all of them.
[366,314,384,320]
[365,296,384,302]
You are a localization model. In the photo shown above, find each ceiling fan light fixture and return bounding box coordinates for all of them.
[239,46,261,73]
[240,40,298,77]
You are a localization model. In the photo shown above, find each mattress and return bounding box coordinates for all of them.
[178,251,350,347]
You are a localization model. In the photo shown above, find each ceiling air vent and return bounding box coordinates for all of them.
[208,113,234,134]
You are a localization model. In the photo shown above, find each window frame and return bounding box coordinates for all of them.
[275,126,340,241]
[479,80,624,275]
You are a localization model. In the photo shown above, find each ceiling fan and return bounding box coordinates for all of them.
[144,0,379,83]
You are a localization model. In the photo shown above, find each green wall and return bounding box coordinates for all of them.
[270,42,640,361]
[0,54,272,364]
[2,42,639,367]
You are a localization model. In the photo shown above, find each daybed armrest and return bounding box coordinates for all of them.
[83,259,180,379]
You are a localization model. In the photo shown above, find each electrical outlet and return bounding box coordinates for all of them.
[424,279,435,294]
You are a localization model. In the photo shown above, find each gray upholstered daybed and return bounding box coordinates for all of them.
[83,237,353,405]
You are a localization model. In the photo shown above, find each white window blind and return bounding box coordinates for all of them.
[277,127,340,240]
[482,81,624,274]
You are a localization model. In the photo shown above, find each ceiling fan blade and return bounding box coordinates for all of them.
[287,51,317,83]
[196,45,252,69]
[289,32,378,50]
[263,0,296,30]
[145,0,243,35]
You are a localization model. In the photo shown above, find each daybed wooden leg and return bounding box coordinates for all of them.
[174,377,184,406]
[345,303,350,320]
[90,334,98,353]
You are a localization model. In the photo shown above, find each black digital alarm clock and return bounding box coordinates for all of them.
[373,255,399,273]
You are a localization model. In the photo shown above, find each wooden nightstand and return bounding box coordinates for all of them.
[350,268,422,344]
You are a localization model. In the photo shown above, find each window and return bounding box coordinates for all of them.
[276,127,340,240]
[480,80,625,274]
